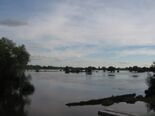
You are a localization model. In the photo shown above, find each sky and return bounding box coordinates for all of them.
[1,0,155,67]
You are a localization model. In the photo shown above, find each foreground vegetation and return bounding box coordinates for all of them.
[0,37,34,116]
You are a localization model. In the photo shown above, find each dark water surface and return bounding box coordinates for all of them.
[26,71,155,116]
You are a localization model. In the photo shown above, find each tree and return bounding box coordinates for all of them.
[0,37,30,77]
[145,62,155,97]
[150,62,155,72]
[102,66,106,72]
[0,37,34,116]
[107,66,116,73]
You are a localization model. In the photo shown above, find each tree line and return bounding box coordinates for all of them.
[27,65,155,73]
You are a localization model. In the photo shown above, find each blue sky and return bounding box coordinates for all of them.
[1,0,155,67]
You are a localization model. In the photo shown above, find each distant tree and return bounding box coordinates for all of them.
[64,66,70,73]
[132,66,138,72]
[128,67,133,72]
[102,67,106,72]
[107,66,115,73]
[97,66,101,70]
[85,66,93,75]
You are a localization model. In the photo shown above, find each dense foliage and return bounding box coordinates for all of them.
[0,37,30,77]
[0,37,34,116]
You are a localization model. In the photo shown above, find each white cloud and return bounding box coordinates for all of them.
[1,0,155,66]
[117,48,155,57]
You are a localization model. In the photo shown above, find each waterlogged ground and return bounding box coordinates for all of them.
[26,71,155,116]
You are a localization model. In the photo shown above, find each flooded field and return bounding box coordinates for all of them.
[27,71,155,116]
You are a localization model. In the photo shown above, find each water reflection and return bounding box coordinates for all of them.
[86,73,92,80]
[0,73,34,116]
[85,71,92,75]
[66,72,155,115]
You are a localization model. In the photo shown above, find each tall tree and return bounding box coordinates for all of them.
[0,37,34,116]
[0,37,30,77]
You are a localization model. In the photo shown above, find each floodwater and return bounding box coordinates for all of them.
[26,71,155,116]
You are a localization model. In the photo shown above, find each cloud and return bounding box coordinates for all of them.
[1,0,155,66]
[117,48,155,57]
[11,0,155,46]
[0,19,28,27]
